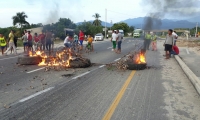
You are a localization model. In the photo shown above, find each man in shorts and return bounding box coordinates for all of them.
[163,29,174,59]
[0,33,7,55]
[79,30,84,50]
[116,30,122,53]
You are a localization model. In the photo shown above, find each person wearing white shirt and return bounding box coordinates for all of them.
[111,30,118,52]
[172,30,178,45]
[64,35,72,48]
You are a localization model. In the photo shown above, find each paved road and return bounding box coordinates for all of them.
[0,38,200,120]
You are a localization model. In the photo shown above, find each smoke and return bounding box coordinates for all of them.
[142,0,200,30]
[45,2,60,24]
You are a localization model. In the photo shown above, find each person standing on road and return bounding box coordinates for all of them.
[33,33,41,51]
[39,31,46,51]
[4,30,17,55]
[117,30,122,54]
[87,34,94,51]
[21,32,28,52]
[151,32,157,51]
[111,30,118,52]
[79,30,84,50]
[27,31,33,51]
[45,30,52,52]
[144,31,152,50]
[172,30,178,45]
[0,33,7,55]
[51,30,55,51]
[163,29,174,59]
[74,33,78,45]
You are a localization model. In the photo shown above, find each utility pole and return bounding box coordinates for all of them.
[110,20,112,30]
[105,8,107,37]
[195,22,198,37]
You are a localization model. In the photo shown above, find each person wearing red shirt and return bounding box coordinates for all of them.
[38,31,46,50]
[27,31,33,51]
[79,30,84,50]
[170,45,179,57]
[33,33,41,51]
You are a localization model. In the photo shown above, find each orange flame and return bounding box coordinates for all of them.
[29,49,72,67]
[135,53,146,64]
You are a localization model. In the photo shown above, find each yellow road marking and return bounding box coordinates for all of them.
[102,71,136,120]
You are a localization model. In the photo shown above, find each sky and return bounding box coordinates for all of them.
[0,0,200,28]
[0,0,149,28]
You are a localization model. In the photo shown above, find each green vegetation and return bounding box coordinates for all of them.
[92,13,101,26]
[0,12,135,41]
[12,12,29,32]
[111,22,134,35]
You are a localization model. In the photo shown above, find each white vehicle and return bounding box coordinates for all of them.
[94,33,104,41]
[118,30,124,37]
[133,29,143,38]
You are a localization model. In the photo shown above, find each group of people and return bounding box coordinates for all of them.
[111,30,123,54]
[0,29,55,55]
[64,30,94,51]
[163,29,179,59]
[144,31,157,51]
[145,30,179,59]
[0,30,17,55]
[22,30,55,53]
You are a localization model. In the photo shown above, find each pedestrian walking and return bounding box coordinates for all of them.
[0,33,7,55]
[107,34,109,39]
[79,30,84,50]
[163,29,174,59]
[116,30,122,54]
[144,31,152,50]
[111,30,118,52]
[151,32,157,51]
[4,30,17,55]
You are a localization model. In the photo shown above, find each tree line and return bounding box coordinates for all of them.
[0,12,136,39]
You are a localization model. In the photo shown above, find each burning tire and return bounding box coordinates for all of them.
[69,58,91,68]
[18,56,42,65]
[126,61,147,70]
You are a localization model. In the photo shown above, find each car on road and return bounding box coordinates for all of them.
[94,33,104,41]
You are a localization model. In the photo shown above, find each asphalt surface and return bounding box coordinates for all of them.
[0,38,200,120]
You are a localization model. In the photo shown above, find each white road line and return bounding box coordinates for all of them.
[19,87,54,103]
[0,56,19,61]
[186,48,190,54]
[26,67,45,73]
[114,58,121,61]
[107,47,112,49]
[72,71,90,79]
[99,65,105,68]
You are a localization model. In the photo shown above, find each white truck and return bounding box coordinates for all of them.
[133,29,143,38]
